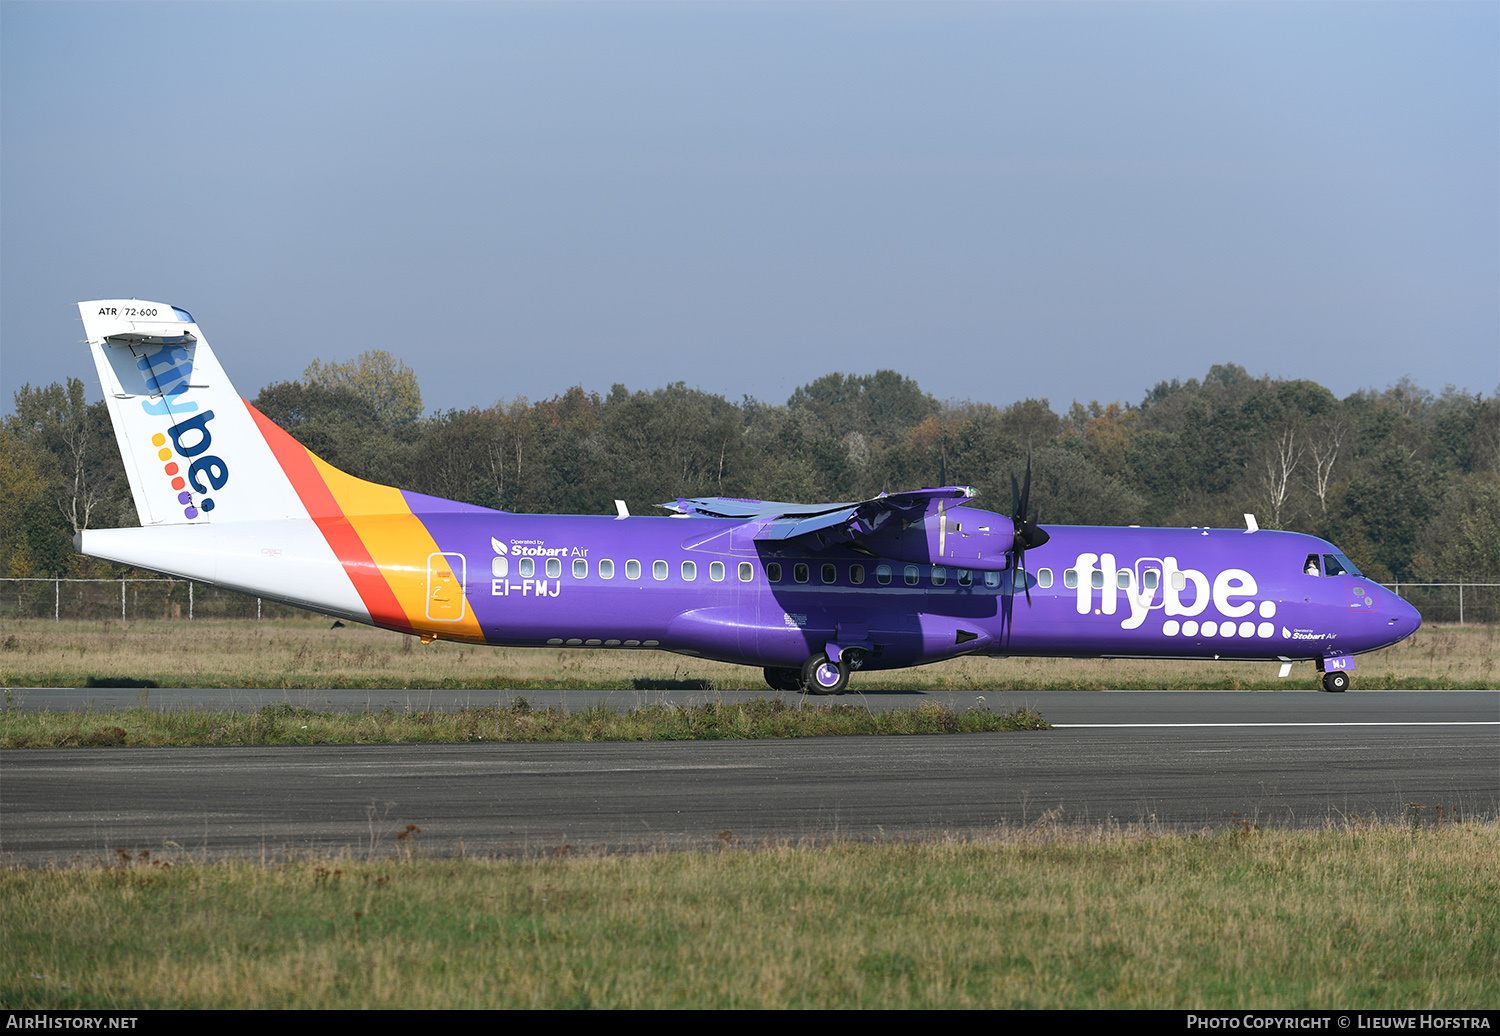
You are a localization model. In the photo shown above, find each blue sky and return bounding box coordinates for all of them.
[3,2,1496,416]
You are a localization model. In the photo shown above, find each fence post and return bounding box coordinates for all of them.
[257,597,262,621]
[189,581,194,621]
[54,578,59,621]
[1459,582,1464,625]
[121,578,126,620]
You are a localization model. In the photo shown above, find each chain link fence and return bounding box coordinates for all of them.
[1389,583,1500,625]
[1,577,1495,624]
[0,579,322,621]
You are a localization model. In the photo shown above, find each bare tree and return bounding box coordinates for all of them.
[1304,412,1346,517]
[1259,423,1303,527]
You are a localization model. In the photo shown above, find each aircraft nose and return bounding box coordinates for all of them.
[1386,593,1422,644]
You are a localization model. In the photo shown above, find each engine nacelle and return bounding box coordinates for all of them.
[855,507,1015,571]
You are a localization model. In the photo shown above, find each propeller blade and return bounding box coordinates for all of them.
[1020,457,1033,521]
[1004,453,1048,606]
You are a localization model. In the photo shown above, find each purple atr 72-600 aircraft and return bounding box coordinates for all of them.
[74,300,1421,694]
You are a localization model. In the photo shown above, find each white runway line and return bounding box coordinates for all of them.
[1053,721,1500,728]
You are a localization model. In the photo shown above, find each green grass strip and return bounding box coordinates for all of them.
[3,619,1496,691]
[2,823,1494,1008]
[0,697,1049,747]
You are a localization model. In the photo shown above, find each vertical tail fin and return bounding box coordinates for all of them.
[78,300,493,642]
[79,300,307,525]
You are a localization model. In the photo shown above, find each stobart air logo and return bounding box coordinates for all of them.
[136,342,228,520]
[1071,552,1283,642]
[489,537,581,599]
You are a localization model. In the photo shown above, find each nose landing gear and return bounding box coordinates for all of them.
[1321,670,1349,693]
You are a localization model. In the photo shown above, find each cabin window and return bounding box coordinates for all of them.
[520,558,535,579]
[931,566,947,586]
[573,559,588,578]
[1038,568,1053,588]
[850,564,865,585]
[546,557,562,579]
[794,563,809,584]
[625,559,641,580]
[1091,571,1105,589]
[766,563,782,582]
[653,560,668,580]
[904,565,919,586]
[1117,571,1131,589]
[598,559,614,579]
[984,571,1001,588]
[822,564,836,584]
[876,564,892,585]
[492,557,508,578]
[1063,569,1078,589]
[710,561,725,582]
[738,562,753,582]
[682,561,696,581]
[1142,569,1159,590]
[957,569,972,586]
[1171,571,1187,591]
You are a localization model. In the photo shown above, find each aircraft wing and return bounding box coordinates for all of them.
[663,486,977,546]
[663,496,852,520]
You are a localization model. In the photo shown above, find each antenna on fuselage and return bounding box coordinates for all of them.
[614,500,630,520]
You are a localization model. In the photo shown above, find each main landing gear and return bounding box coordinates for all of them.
[763,666,802,692]
[801,653,849,695]
[762,652,852,695]
[1321,670,1350,693]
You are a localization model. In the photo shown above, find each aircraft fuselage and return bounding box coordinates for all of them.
[83,506,1419,674]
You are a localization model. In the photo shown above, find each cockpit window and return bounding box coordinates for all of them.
[1323,553,1360,577]
[1304,554,1321,576]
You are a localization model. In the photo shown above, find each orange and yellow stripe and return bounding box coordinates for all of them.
[245,400,485,642]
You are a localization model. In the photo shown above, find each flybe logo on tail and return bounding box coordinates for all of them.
[133,342,228,520]
[147,411,228,520]
[135,343,198,415]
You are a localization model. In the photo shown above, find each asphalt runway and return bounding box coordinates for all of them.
[3,690,1495,862]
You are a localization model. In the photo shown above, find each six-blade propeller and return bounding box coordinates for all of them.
[1007,457,1050,605]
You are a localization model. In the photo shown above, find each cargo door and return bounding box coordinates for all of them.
[426,552,468,622]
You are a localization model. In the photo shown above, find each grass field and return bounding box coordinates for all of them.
[4,620,1492,1009]
[2,823,1493,1009]
[0,696,1049,748]
[2,617,1495,691]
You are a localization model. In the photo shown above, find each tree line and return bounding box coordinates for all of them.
[4,353,1497,587]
